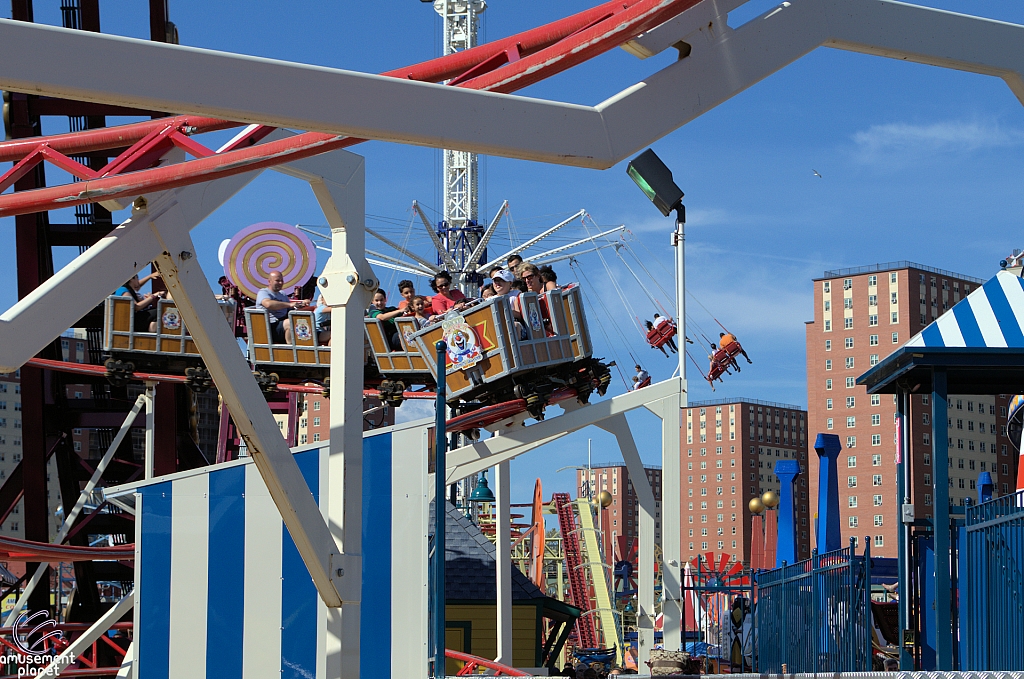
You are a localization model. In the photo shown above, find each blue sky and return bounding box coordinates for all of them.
[3,0,1024,502]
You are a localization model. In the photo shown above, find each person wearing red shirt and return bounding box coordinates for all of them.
[429,271,467,315]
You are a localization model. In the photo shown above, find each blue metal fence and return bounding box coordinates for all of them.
[755,540,872,673]
[961,489,1024,670]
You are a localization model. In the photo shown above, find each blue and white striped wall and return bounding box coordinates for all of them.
[907,270,1024,348]
[127,419,431,679]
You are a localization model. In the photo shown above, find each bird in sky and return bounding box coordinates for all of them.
[812,169,822,178]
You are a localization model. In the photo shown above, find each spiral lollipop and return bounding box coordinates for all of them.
[224,222,317,300]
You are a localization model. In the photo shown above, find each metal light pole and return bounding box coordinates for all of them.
[432,340,448,679]
[673,205,687,394]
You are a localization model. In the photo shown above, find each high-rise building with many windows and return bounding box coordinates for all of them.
[806,262,1015,557]
[680,399,810,565]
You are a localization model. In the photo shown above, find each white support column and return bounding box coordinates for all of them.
[597,414,655,667]
[495,461,512,666]
[146,199,347,609]
[278,150,370,679]
[656,395,683,651]
[144,383,155,480]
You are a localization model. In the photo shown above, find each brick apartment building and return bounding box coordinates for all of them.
[806,262,1014,558]
[576,464,663,564]
[681,399,811,565]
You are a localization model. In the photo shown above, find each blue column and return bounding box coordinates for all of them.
[931,368,952,670]
[977,472,993,503]
[774,459,801,567]
[814,433,842,554]
[895,393,913,670]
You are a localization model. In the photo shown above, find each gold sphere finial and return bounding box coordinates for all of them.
[748,497,765,514]
[598,491,613,508]
[762,490,780,508]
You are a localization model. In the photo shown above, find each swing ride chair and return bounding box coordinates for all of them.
[370,285,610,416]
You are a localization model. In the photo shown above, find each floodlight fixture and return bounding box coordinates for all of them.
[626,148,684,218]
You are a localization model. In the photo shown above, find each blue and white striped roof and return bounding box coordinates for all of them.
[907,270,1024,348]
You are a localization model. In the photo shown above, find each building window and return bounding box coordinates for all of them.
[825,339,831,351]
[874,535,884,547]
[891,312,899,323]
[825,300,832,311]
[848,476,857,488]
[313,401,321,411]
[844,278,852,290]
[825,359,832,371]
[848,496,858,507]
[870,414,880,426]
[868,315,878,326]
[826,398,833,410]
[849,516,859,528]
[846,378,855,388]
[824,281,831,293]
[847,455,857,468]
[871,434,881,446]
[890,273,897,283]
[845,318,854,329]
[873,494,883,506]
[824,320,831,331]
[870,394,880,406]
[300,434,308,444]
[868,275,877,286]
[871,454,881,466]
[869,354,879,366]
[868,294,877,306]
[872,474,882,486]
[826,379,832,390]
[313,417,321,427]
[313,433,321,442]
[844,337,854,349]
[892,332,899,344]
[847,436,856,448]
[844,357,854,370]
[827,418,833,430]
[847,417,856,428]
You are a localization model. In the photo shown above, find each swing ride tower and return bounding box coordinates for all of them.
[433,0,488,290]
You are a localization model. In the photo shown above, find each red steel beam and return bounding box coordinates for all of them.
[0,0,692,219]
[0,115,236,164]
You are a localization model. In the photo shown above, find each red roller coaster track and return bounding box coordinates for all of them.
[0,0,701,218]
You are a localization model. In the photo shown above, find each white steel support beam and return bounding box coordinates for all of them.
[2,3,1022,170]
[280,149,371,679]
[646,395,683,652]
[147,203,350,608]
[595,414,656,668]
[446,378,682,483]
[495,461,513,666]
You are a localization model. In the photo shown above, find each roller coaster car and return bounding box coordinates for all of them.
[244,307,331,382]
[369,286,611,416]
[102,295,236,386]
[363,315,435,406]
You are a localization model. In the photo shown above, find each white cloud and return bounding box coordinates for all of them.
[395,398,435,424]
[853,120,1024,158]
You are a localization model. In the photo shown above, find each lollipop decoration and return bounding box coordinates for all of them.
[224,222,317,300]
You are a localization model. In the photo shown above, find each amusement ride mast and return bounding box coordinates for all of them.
[432,0,488,293]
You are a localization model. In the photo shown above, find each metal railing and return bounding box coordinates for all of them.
[755,539,872,673]
[961,489,1024,670]
[689,398,805,412]
[820,261,985,284]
